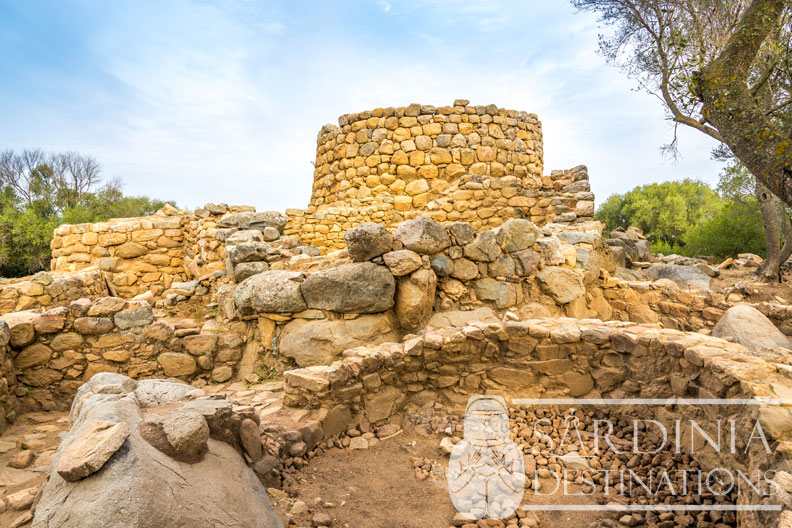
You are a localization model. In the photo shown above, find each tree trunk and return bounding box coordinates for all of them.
[694,0,792,208]
[756,181,783,281]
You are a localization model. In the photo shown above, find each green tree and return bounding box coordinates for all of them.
[595,179,722,249]
[572,0,792,279]
[684,199,766,259]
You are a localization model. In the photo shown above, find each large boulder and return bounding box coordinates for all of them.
[496,219,540,253]
[712,305,792,358]
[234,271,307,315]
[536,267,585,304]
[227,242,278,264]
[464,230,502,262]
[344,223,392,262]
[279,313,398,366]
[644,264,711,291]
[574,247,601,285]
[394,268,437,330]
[393,216,451,255]
[300,263,395,313]
[472,278,520,308]
[33,374,281,528]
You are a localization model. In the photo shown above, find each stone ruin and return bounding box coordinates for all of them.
[0,102,791,528]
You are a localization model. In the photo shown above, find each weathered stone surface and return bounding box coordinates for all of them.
[249,211,289,233]
[393,216,451,254]
[344,222,392,262]
[430,254,453,277]
[36,375,281,528]
[1,311,37,348]
[225,229,264,246]
[33,307,69,333]
[233,261,269,282]
[575,247,601,285]
[227,242,276,264]
[15,343,52,369]
[712,305,792,356]
[445,222,476,246]
[0,320,9,348]
[162,410,210,462]
[56,420,130,481]
[115,242,148,259]
[114,303,153,329]
[472,279,519,308]
[563,371,594,397]
[496,218,540,252]
[513,249,540,276]
[73,317,114,335]
[301,262,395,313]
[644,264,711,291]
[234,270,307,315]
[87,297,127,317]
[395,268,437,330]
[464,230,502,262]
[451,258,479,281]
[536,267,585,304]
[157,353,197,377]
[383,250,422,277]
[239,418,262,462]
[183,334,217,356]
[211,365,233,382]
[365,385,404,423]
[280,313,397,366]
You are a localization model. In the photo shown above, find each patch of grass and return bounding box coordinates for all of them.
[251,366,281,384]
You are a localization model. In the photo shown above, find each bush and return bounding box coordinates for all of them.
[683,199,766,259]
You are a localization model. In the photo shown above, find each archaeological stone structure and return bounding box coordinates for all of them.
[1,102,792,528]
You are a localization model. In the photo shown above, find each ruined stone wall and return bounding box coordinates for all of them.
[0,320,18,434]
[0,270,108,314]
[49,206,190,298]
[0,297,254,412]
[284,101,595,251]
[283,317,792,527]
[46,204,292,300]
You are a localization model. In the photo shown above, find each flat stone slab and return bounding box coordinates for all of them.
[56,420,130,482]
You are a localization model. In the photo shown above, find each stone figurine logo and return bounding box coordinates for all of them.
[447,395,525,520]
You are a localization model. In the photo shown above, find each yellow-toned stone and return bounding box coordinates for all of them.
[393,128,411,142]
[408,151,425,166]
[392,151,408,165]
[397,165,417,180]
[412,192,431,207]
[98,232,127,246]
[394,196,412,211]
[405,179,429,196]
[418,165,438,179]
[422,123,442,135]
[429,148,452,164]
[81,232,98,245]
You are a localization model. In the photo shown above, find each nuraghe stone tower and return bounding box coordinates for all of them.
[284,100,595,250]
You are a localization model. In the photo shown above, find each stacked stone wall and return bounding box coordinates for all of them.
[0,270,108,314]
[0,297,254,412]
[49,205,190,298]
[0,320,18,434]
[283,101,595,251]
[283,317,792,527]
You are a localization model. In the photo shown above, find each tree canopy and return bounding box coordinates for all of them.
[572,0,792,207]
[595,176,766,259]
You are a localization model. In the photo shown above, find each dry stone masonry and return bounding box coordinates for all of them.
[2,102,792,528]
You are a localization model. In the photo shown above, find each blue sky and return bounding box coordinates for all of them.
[0,0,721,211]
